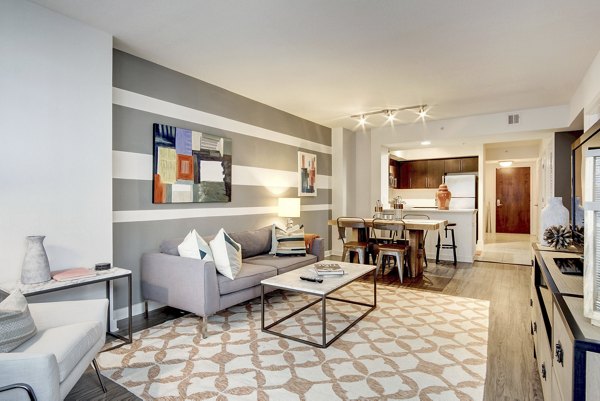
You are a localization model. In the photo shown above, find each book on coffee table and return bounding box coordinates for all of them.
[52,268,97,282]
[314,263,345,275]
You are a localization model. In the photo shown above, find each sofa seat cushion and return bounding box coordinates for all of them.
[14,321,103,382]
[218,263,277,295]
[244,254,317,275]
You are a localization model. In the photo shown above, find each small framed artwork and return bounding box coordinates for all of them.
[298,151,317,197]
[153,123,232,203]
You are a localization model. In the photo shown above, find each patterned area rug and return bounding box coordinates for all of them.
[98,283,489,401]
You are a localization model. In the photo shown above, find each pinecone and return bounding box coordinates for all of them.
[543,225,573,249]
[572,225,584,247]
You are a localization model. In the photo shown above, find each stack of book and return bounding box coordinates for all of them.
[313,263,345,276]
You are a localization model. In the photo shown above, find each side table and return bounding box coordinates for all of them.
[0,267,132,352]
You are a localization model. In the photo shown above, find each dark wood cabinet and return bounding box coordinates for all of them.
[444,157,478,173]
[410,160,427,188]
[426,159,444,188]
[398,162,410,189]
[461,157,478,172]
[444,158,462,174]
[391,156,478,189]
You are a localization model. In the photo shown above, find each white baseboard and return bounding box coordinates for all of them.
[111,300,165,331]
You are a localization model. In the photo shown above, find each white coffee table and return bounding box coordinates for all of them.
[260,261,376,348]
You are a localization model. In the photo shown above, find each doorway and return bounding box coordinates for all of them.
[496,167,530,234]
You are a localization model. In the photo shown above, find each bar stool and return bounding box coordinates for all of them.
[337,217,369,264]
[436,223,457,266]
[371,219,409,282]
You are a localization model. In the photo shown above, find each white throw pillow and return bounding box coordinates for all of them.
[178,229,214,261]
[209,228,242,280]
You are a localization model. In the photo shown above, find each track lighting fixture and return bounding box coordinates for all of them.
[385,110,395,123]
[351,104,428,126]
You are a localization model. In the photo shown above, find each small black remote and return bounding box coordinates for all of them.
[300,275,323,283]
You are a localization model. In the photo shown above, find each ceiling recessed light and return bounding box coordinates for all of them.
[358,115,367,125]
[499,160,513,167]
[420,141,431,145]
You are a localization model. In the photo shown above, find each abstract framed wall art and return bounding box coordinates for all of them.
[153,123,232,203]
[298,151,317,197]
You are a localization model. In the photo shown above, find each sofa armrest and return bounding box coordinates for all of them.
[0,353,60,401]
[141,253,220,317]
[309,237,325,261]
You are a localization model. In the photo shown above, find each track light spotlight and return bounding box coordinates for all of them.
[351,104,428,126]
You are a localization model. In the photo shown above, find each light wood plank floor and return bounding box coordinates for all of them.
[67,259,544,401]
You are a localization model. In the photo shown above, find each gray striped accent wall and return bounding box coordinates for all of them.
[112,50,332,310]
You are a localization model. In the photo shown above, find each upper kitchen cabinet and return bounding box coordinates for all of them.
[399,161,411,189]
[395,159,441,189]
[410,160,428,188]
[392,156,479,189]
[427,159,445,188]
[444,157,478,173]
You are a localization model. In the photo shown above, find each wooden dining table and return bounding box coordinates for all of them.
[328,218,448,277]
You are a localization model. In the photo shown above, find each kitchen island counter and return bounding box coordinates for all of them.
[398,208,477,263]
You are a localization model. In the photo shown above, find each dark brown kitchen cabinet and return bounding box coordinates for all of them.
[392,156,478,189]
[410,160,427,188]
[444,158,462,174]
[444,157,478,173]
[460,157,478,172]
[426,159,444,188]
[399,162,411,189]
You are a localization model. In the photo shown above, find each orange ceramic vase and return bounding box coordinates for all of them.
[436,184,452,210]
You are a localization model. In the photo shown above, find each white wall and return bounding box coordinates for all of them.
[354,131,372,217]
[570,50,600,130]
[331,127,356,255]
[0,1,112,288]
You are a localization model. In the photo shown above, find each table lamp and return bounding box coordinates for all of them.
[278,197,301,229]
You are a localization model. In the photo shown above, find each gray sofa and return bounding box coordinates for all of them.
[141,226,324,336]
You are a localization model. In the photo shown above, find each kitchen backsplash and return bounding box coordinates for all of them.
[389,188,437,208]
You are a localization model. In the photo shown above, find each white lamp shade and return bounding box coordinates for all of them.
[278,198,301,218]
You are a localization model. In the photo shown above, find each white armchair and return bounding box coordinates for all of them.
[0,298,109,401]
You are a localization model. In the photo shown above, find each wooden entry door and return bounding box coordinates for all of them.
[496,167,530,233]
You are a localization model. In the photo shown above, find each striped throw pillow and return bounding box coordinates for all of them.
[209,228,242,280]
[0,289,37,352]
[271,224,306,257]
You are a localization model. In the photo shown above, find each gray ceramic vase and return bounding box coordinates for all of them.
[21,235,51,284]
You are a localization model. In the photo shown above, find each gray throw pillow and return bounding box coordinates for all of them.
[0,289,37,352]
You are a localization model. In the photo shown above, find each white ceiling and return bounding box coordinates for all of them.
[32,0,600,130]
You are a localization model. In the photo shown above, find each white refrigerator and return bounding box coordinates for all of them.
[444,174,477,209]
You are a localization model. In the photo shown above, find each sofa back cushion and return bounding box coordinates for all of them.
[160,238,183,256]
[161,228,269,259]
[229,226,272,259]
